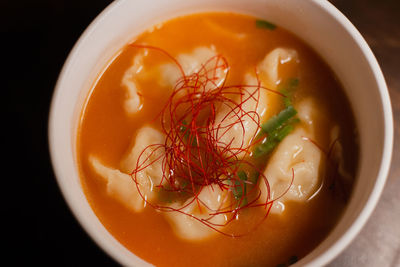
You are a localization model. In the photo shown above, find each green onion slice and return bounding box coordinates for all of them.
[255,19,277,30]
[261,105,297,134]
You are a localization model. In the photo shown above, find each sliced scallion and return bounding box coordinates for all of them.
[233,171,247,199]
[253,138,278,158]
[279,78,299,107]
[228,171,249,207]
[261,105,297,134]
[275,124,294,141]
[255,19,277,30]
[253,106,298,158]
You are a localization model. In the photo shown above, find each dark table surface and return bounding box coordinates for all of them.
[3,0,399,266]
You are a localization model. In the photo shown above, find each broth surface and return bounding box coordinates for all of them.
[77,13,358,267]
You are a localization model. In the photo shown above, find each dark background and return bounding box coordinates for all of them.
[3,0,399,266]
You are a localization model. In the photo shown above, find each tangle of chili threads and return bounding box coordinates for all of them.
[128,43,288,237]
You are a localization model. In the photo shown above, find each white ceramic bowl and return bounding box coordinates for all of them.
[48,0,393,266]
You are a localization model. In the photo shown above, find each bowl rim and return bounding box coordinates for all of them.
[48,0,394,266]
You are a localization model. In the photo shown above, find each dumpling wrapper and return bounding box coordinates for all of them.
[159,46,227,91]
[164,185,230,241]
[120,126,166,179]
[90,156,145,212]
[330,126,353,184]
[90,126,166,212]
[122,46,228,116]
[205,19,247,40]
[213,47,299,158]
[260,98,324,214]
[260,128,322,214]
[121,50,147,115]
[257,47,299,87]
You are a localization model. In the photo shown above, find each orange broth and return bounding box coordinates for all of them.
[77,13,358,267]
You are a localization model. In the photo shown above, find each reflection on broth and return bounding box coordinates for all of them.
[77,12,358,267]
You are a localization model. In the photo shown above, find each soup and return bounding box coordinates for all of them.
[77,12,358,266]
